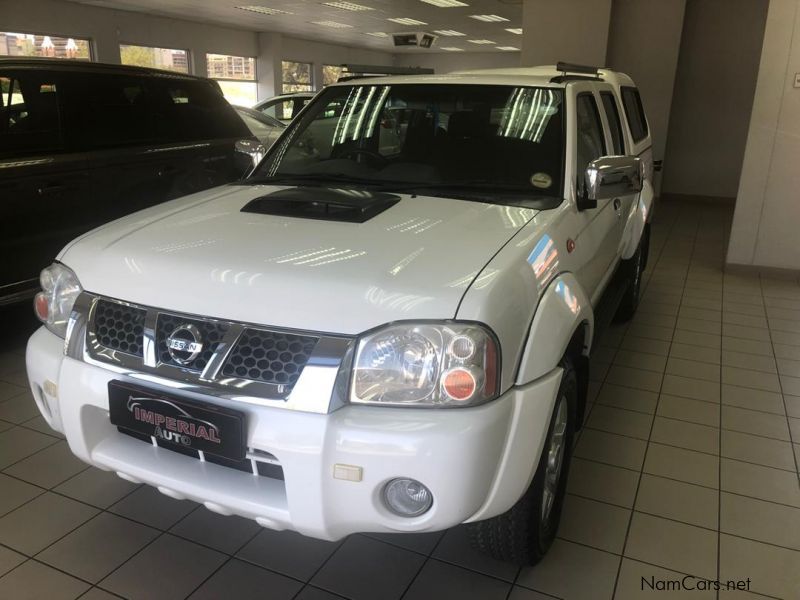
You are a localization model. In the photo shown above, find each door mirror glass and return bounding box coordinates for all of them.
[578,155,643,210]
[235,138,266,177]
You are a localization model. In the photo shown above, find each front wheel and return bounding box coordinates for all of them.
[467,359,577,565]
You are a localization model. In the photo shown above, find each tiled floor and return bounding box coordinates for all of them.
[1,197,800,599]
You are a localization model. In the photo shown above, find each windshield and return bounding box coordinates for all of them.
[253,83,564,207]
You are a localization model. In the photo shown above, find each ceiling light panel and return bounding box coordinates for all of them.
[505,28,523,35]
[235,5,291,15]
[467,39,495,44]
[312,20,354,27]
[420,0,468,7]
[496,46,519,51]
[388,17,428,25]
[365,31,389,37]
[441,47,465,51]
[323,1,373,10]
[469,14,509,22]
[434,30,465,36]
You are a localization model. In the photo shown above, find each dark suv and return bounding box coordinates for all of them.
[0,59,256,304]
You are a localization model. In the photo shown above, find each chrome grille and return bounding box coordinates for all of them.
[156,314,229,372]
[221,329,318,386]
[94,300,146,357]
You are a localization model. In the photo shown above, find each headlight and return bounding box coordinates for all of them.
[33,263,83,338]
[350,322,500,407]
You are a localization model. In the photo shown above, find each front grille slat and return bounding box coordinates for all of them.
[93,300,146,357]
[221,329,318,388]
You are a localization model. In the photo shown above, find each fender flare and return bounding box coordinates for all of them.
[515,272,594,386]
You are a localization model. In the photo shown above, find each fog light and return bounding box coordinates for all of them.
[383,478,433,517]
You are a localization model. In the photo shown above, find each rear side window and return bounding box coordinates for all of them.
[575,93,607,186]
[147,78,250,142]
[0,71,63,159]
[621,86,648,143]
[600,92,625,155]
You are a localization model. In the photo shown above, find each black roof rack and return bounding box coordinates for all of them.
[550,61,603,84]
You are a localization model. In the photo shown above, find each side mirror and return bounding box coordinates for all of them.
[577,155,643,211]
[235,139,267,177]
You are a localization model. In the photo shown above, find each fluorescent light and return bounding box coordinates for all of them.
[505,28,523,35]
[365,31,389,37]
[496,46,519,51]
[420,0,468,7]
[323,1,373,10]
[311,20,353,27]
[467,39,495,44]
[469,14,509,22]
[388,17,428,25]
[434,29,465,36]
[235,5,291,15]
[441,47,464,51]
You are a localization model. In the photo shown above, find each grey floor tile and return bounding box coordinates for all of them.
[723,323,771,342]
[620,335,671,357]
[625,323,674,343]
[586,404,653,440]
[769,317,800,333]
[720,534,800,599]
[657,394,719,427]
[625,512,717,579]
[773,342,800,360]
[595,383,658,414]
[0,560,90,600]
[722,406,791,441]
[721,430,797,471]
[0,473,42,516]
[38,512,160,583]
[294,587,347,600]
[721,336,773,357]
[721,385,785,415]
[557,494,630,554]
[0,353,26,378]
[364,531,444,556]
[109,485,196,530]
[54,467,140,509]
[672,329,721,350]
[679,306,721,322]
[170,507,261,555]
[0,381,26,402]
[661,374,720,403]
[615,558,716,599]
[631,312,677,330]
[722,367,781,393]
[669,342,720,364]
[311,535,424,600]
[516,539,618,600]
[0,492,99,555]
[3,440,88,488]
[0,390,40,424]
[0,426,59,469]
[650,417,719,455]
[237,528,340,581]
[635,474,718,529]
[403,559,510,600]
[724,312,768,329]
[788,395,800,419]
[0,419,13,433]
[721,492,800,551]
[189,558,302,600]
[0,546,25,577]
[777,357,800,377]
[605,365,664,392]
[566,457,640,508]
[21,415,64,438]
[0,369,28,387]
[722,350,777,374]
[574,429,647,471]
[507,587,556,600]
[100,534,226,600]
[76,588,120,600]
[644,443,719,488]
[721,458,800,508]
[780,374,800,396]
[431,526,518,581]
[613,349,668,374]
[770,330,800,347]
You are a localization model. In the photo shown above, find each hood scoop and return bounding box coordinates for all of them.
[241,186,400,223]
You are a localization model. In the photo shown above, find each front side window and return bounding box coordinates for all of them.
[575,93,607,188]
[120,44,189,73]
[206,53,257,106]
[282,61,313,94]
[0,71,63,158]
[0,31,91,60]
[254,83,565,207]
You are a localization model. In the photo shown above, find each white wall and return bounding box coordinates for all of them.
[662,0,769,199]
[394,51,520,74]
[521,0,612,66]
[727,0,800,269]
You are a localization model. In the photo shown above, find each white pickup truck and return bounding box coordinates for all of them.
[27,63,654,565]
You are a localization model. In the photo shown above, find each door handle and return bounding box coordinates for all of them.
[37,184,67,196]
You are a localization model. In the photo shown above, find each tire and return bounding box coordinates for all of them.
[467,358,577,566]
[614,231,648,322]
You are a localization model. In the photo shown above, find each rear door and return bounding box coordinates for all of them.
[0,67,92,297]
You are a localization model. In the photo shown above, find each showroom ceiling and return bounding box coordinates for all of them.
[69,0,523,53]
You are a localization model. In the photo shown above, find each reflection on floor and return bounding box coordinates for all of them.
[0,197,799,599]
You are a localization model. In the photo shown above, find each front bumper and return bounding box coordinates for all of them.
[26,326,562,540]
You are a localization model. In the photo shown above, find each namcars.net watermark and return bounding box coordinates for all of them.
[642,575,751,592]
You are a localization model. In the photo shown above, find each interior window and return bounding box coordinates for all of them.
[0,72,63,158]
[575,93,607,189]
[600,91,625,155]
[621,86,648,143]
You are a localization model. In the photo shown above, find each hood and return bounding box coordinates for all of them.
[60,184,536,334]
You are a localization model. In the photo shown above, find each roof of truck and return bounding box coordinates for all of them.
[0,57,210,80]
